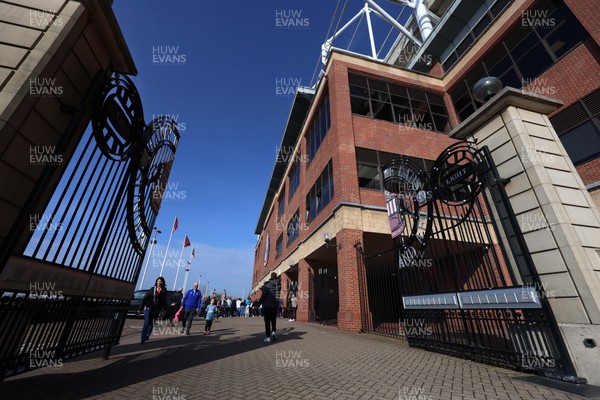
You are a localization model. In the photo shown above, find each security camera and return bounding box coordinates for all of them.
[323,233,331,243]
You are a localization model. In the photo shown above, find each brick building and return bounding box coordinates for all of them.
[251,1,600,381]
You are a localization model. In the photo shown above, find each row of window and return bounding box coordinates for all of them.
[450,0,590,122]
[307,94,331,162]
[442,0,512,71]
[273,161,334,259]
[277,93,331,215]
[349,74,450,133]
[356,147,434,191]
[289,159,300,198]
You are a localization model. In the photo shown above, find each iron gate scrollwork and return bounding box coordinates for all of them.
[0,72,180,378]
[362,142,578,380]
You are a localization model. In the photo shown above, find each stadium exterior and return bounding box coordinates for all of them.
[252,0,600,385]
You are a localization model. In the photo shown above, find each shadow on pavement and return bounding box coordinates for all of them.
[1,320,306,399]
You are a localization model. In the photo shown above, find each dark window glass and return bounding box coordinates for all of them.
[466,64,487,88]
[515,42,554,79]
[289,160,300,198]
[432,114,450,133]
[277,191,285,219]
[545,17,589,59]
[286,210,300,246]
[307,93,331,162]
[560,119,600,165]
[348,74,368,87]
[458,104,476,121]
[275,235,283,258]
[356,147,435,189]
[426,93,446,106]
[358,164,381,189]
[499,67,522,89]
[349,74,449,132]
[473,15,491,38]
[306,161,334,223]
[450,0,590,123]
[490,0,510,17]
[350,85,369,98]
[456,34,474,57]
[511,32,539,61]
[351,96,370,116]
[442,52,458,71]
[489,54,512,77]
[394,106,413,125]
[371,101,395,122]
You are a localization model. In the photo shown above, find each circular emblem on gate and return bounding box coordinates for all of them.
[431,142,486,205]
[383,157,433,268]
[92,73,145,161]
[127,116,179,253]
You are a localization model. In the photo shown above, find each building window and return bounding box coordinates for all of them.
[450,0,590,122]
[275,234,283,258]
[442,0,512,71]
[277,189,285,220]
[357,164,381,189]
[356,147,434,190]
[560,120,600,165]
[306,160,334,223]
[550,89,600,165]
[307,92,331,163]
[349,74,450,133]
[289,159,300,199]
[286,209,300,246]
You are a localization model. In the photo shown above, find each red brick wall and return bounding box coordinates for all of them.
[336,228,364,331]
[528,38,600,115]
[577,157,600,184]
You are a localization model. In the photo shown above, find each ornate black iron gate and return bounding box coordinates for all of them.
[0,72,179,378]
[361,142,579,381]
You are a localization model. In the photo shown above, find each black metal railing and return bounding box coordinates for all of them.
[360,142,577,379]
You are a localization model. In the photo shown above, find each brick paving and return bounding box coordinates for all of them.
[1,317,590,400]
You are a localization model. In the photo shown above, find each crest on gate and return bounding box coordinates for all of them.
[383,157,433,268]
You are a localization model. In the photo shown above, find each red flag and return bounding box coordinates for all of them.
[172,215,178,233]
[184,234,191,247]
[191,247,195,257]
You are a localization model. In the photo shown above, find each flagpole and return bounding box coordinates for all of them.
[139,227,161,290]
[173,235,187,290]
[160,215,177,277]
[183,247,194,292]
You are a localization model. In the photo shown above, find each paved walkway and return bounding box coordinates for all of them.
[1,317,590,400]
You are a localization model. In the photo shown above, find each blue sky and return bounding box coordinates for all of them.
[112,0,408,297]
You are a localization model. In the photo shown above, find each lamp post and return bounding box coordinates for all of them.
[138,227,161,290]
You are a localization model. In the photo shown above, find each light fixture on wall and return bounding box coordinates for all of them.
[323,233,342,249]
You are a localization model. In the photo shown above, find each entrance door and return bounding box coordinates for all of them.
[313,267,338,325]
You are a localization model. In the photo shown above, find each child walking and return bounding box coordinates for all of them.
[204,298,217,335]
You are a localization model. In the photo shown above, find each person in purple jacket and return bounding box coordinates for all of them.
[181,282,202,335]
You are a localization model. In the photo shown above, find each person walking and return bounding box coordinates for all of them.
[170,288,184,326]
[140,276,168,344]
[204,298,217,334]
[181,282,202,335]
[259,272,280,343]
[289,293,298,321]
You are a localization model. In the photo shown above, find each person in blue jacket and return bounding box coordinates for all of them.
[181,282,202,335]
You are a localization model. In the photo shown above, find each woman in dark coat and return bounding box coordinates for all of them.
[140,276,168,344]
